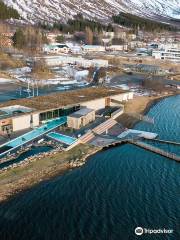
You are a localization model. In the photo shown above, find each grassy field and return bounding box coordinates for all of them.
[0,144,99,202]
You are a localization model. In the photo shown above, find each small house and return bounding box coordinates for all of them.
[67,108,95,129]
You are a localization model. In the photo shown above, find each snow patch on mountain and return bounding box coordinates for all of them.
[2,0,180,23]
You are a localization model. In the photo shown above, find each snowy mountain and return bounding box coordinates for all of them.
[2,0,180,24]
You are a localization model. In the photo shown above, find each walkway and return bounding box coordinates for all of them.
[146,138,180,146]
[0,117,67,158]
[128,140,180,162]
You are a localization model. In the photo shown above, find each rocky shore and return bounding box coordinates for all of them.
[0,141,60,171]
[0,146,61,173]
[0,144,100,202]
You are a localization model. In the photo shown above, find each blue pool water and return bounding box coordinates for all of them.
[47,132,77,145]
[0,117,67,157]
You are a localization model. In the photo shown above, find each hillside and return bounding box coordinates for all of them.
[0,0,20,20]
[2,0,180,25]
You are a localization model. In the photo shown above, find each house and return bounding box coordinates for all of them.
[106,45,128,51]
[43,43,70,54]
[128,41,146,49]
[67,108,95,129]
[82,45,106,53]
[35,55,109,68]
[47,33,59,43]
[66,43,82,54]
[128,34,137,40]
[0,105,38,134]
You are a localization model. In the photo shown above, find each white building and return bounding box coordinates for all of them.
[43,43,70,54]
[82,45,106,53]
[128,41,146,49]
[106,45,128,51]
[152,43,180,62]
[0,105,39,134]
[37,56,108,68]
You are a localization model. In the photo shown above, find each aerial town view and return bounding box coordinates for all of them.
[0,0,179,239]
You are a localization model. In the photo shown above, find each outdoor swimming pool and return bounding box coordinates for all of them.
[47,132,77,145]
[0,117,67,157]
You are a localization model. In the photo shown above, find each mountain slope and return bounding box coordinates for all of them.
[2,0,180,24]
[0,0,20,20]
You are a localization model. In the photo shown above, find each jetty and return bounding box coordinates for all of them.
[145,138,180,146]
[103,138,180,162]
[128,140,180,162]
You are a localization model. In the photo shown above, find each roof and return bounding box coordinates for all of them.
[69,108,94,118]
[0,87,128,111]
[45,44,69,50]
[83,45,104,49]
[0,105,33,120]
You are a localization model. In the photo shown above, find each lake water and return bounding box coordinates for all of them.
[0,95,180,240]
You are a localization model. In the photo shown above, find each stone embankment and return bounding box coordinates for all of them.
[0,145,62,173]
[69,148,101,168]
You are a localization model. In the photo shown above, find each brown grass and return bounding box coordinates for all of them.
[100,54,179,71]
[171,75,180,81]
[0,87,127,110]
[0,71,10,79]
[0,52,24,70]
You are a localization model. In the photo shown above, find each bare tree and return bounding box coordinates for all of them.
[85,27,93,45]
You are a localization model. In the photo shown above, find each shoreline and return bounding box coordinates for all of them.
[116,92,178,128]
[0,92,179,203]
[0,144,101,203]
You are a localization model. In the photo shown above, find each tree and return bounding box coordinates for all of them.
[112,12,176,32]
[0,1,20,20]
[85,27,93,45]
[74,32,86,43]
[12,26,48,52]
[25,26,43,53]
[12,28,26,49]
[56,35,65,43]
[74,13,83,20]
[93,67,106,85]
